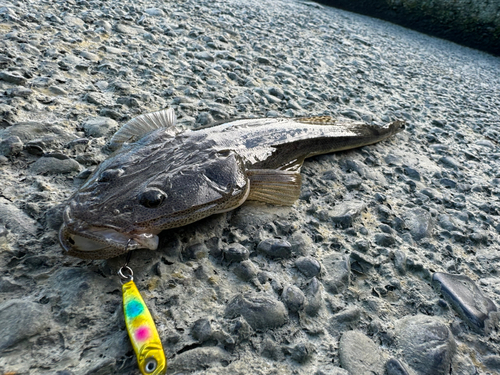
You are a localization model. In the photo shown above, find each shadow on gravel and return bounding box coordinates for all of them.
[313,0,500,56]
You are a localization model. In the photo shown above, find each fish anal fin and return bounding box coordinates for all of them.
[247,169,302,206]
[109,108,177,149]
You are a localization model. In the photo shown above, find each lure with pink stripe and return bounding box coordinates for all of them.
[122,280,166,375]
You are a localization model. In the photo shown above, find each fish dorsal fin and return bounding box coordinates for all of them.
[296,116,336,125]
[109,108,177,149]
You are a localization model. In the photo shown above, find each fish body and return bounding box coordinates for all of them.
[59,109,404,259]
[122,279,166,375]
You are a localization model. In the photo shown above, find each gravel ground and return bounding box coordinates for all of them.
[1,0,500,374]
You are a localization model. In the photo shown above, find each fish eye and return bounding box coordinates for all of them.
[138,188,166,208]
[144,357,157,373]
[97,169,123,183]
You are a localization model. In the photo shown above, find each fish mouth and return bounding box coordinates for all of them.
[59,208,159,259]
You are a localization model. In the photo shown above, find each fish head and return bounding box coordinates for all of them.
[59,133,249,259]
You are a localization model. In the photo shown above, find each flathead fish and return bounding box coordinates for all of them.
[59,109,404,259]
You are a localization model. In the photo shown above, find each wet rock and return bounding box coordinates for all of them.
[0,197,38,235]
[374,233,396,247]
[191,318,212,343]
[303,277,323,316]
[260,338,283,360]
[168,347,230,373]
[396,315,456,375]
[223,243,249,262]
[451,355,477,375]
[394,250,407,275]
[386,358,411,375]
[290,342,314,363]
[295,256,321,278]
[0,300,50,352]
[483,355,500,371]
[339,330,385,375]
[329,307,361,332]
[232,260,258,282]
[330,200,366,228]
[0,135,23,156]
[322,254,350,294]
[29,156,82,175]
[225,293,288,331]
[0,71,27,85]
[281,285,305,313]
[433,272,498,333]
[404,208,433,240]
[6,86,32,98]
[184,242,209,259]
[257,238,292,259]
[350,251,376,274]
[289,231,313,256]
[145,8,165,17]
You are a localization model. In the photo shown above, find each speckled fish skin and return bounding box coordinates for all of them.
[122,280,166,375]
[59,109,404,259]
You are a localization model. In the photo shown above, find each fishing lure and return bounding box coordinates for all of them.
[119,265,166,375]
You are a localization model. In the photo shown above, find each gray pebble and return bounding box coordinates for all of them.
[439,156,460,169]
[290,342,314,363]
[295,256,321,278]
[329,307,361,332]
[404,208,433,240]
[257,238,292,259]
[339,330,385,375]
[29,156,81,175]
[386,358,411,375]
[394,250,407,275]
[223,243,249,262]
[396,315,456,375]
[0,135,23,156]
[168,347,230,373]
[281,284,305,313]
[304,277,323,316]
[322,254,350,294]
[0,299,50,352]
[82,117,119,138]
[0,71,27,85]
[350,251,376,274]
[145,8,165,17]
[330,200,366,229]
[196,111,214,126]
[374,233,396,247]
[433,272,498,333]
[0,197,38,235]
[6,86,32,98]
[183,242,209,259]
[49,86,68,95]
[289,231,313,256]
[232,260,258,282]
[191,318,212,343]
[225,293,288,331]
[195,51,214,61]
[483,355,500,371]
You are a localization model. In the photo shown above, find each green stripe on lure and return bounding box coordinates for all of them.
[120,266,166,375]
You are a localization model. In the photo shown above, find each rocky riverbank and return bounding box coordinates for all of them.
[0,0,499,374]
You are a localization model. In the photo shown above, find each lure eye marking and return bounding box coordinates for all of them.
[144,357,158,373]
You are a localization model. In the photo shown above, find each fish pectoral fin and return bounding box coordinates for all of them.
[109,108,177,149]
[246,169,302,206]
